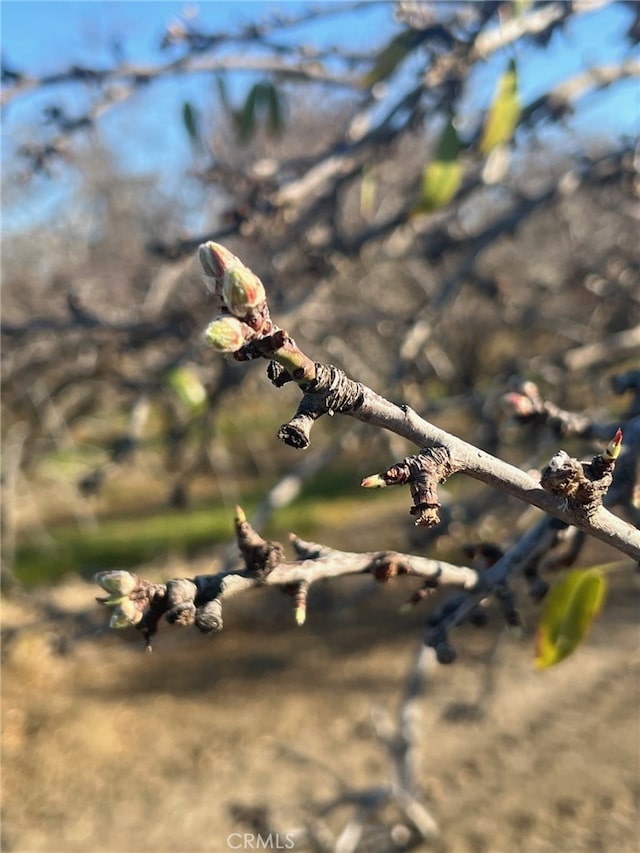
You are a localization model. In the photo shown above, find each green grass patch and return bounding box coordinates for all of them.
[15,500,243,586]
[13,456,403,586]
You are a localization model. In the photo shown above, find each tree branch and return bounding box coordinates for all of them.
[95,242,639,656]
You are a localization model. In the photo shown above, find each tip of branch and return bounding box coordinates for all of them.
[361,474,387,489]
[604,427,623,461]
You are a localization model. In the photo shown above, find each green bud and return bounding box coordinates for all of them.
[95,570,137,596]
[361,474,387,489]
[96,594,124,608]
[109,598,143,629]
[222,265,266,317]
[203,315,246,353]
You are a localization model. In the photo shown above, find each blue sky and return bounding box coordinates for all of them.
[1,1,391,67]
[2,1,638,232]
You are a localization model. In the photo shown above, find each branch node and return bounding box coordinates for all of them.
[365,446,454,527]
[195,597,224,634]
[540,430,621,520]
[368,551,407,583]
[278,363,365,449]
[425,626,457,665]
[235,505,285,577]
[165,579,198,626]
[278,414,316,449]
[267,360,293,387]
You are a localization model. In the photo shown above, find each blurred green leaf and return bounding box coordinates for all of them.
[181,100,200,145]
[264,82,284,136]
[167,365,207,413]
[215,75,231,113]
[535,568,607,669]
[415,117,464,213]
[234,81,284,143]
[362,29,425,88]
[480,58,521,155]
[236,83,260,143]
[359,165,378,219]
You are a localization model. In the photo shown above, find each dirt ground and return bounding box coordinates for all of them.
[2,548,639,853]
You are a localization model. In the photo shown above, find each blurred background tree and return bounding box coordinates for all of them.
[2,0,638,586]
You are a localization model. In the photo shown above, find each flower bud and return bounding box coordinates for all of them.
[198,242,238,294]
[361,474,387,489]
[203,315,246,353]
[95,570,137,596]
[222,265,266,317]
[604,427,623,461]
[109,598,143,629]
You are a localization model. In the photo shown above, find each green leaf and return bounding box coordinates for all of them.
[480,59,521,156]
[181,101,200,145]
[215,75,233,116]
[236,84,260,143]
[167,366,207,413]
[415,117,464,213]
[535,569,607,669]
[362,29,425,88]
[233,81,284,143]
[263,82,284,137]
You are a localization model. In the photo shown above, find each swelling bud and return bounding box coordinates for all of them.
[198,242,238,295]
[204,315,246,353]
[361,474,387,489]
[222,265,266,317]
[604,427,623,461]
[95,570,137,597]
[109,598,143,628]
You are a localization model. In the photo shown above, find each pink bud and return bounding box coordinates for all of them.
[198,242,238,294]
[361,474,387,489]
[604,427,623,461]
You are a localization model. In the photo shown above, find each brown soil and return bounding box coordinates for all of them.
[2,554,639,853]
